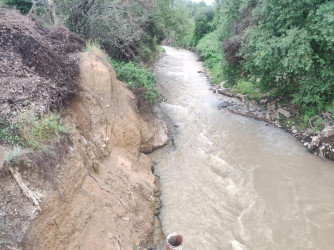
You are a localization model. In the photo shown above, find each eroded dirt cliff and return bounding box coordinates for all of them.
[0,11,169,248]
[18,52,169,250]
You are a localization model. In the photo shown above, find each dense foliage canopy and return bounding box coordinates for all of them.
[3,0,334,118]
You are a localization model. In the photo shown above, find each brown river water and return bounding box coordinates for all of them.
[149,47,334,250]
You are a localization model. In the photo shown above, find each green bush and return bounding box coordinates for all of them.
[56,0,157,61]
[0,122,23,146]
[196,31,223,84]
[112,61,159,105]
[3,0,32,14]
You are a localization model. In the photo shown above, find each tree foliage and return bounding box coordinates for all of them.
[55,0,157,60]
[154,0,195,48]
[3,0,32,14]
[193,0,334,117]
[241,0,334,114]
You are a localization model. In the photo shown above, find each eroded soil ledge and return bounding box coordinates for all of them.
[20,52,169,250]
[0,9,169,250]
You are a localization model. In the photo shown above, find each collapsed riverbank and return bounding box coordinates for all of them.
[0,9,169,249]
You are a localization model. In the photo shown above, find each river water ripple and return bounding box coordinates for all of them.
[149,47,334,250]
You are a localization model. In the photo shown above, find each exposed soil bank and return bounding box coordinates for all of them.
[20,52,169,250]
[210,82,334,161]
[1,51,169,250]
[0,9,169,249]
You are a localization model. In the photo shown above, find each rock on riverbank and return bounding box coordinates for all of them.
[212,83,334,161]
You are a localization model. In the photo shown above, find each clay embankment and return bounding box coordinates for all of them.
[0,9,168,250]
[21,51,168,250]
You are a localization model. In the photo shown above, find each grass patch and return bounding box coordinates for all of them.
[157,46,165,53]
[231,80,262,100]
[208,62,224,84]
[16,111,69,149]
[84,40,111,63]
[4,146,25,166]
[0,108,69,150]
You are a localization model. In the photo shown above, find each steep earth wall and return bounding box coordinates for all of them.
[0,51,168,249]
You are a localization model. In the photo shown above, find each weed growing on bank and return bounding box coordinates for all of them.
[84,40,110,62]
[112,60,159,104]
[0,109,69,150]
[4,146,24,166]
[16,111,69,149]
[230,80,262,101]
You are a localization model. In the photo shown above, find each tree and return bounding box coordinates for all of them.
[55,0,157,59]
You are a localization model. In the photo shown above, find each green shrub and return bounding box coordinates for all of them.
[4,146,24,165]
[3,0,32,14]
[56,0,157,60]
[196,30,224,84]
[137,39,163,65]
[112,61,159,105]
[0,121,24,146]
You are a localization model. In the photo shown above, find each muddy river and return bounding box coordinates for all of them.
[149,47,334,250]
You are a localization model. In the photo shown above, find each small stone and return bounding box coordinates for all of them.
[218,101,229,109]
[277,108,291,118]
[82,136,88,146]
[292,129,297,134]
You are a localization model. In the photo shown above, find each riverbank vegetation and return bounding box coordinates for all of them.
[153,0,334,131]
[3,0,333,129]
[2,0,162,108]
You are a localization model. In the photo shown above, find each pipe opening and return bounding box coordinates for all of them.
[167,233,183,247]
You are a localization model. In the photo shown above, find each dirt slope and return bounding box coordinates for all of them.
[0,9,169,249]
[20,51,168,250]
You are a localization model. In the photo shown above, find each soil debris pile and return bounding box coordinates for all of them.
[0,9,83,119]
